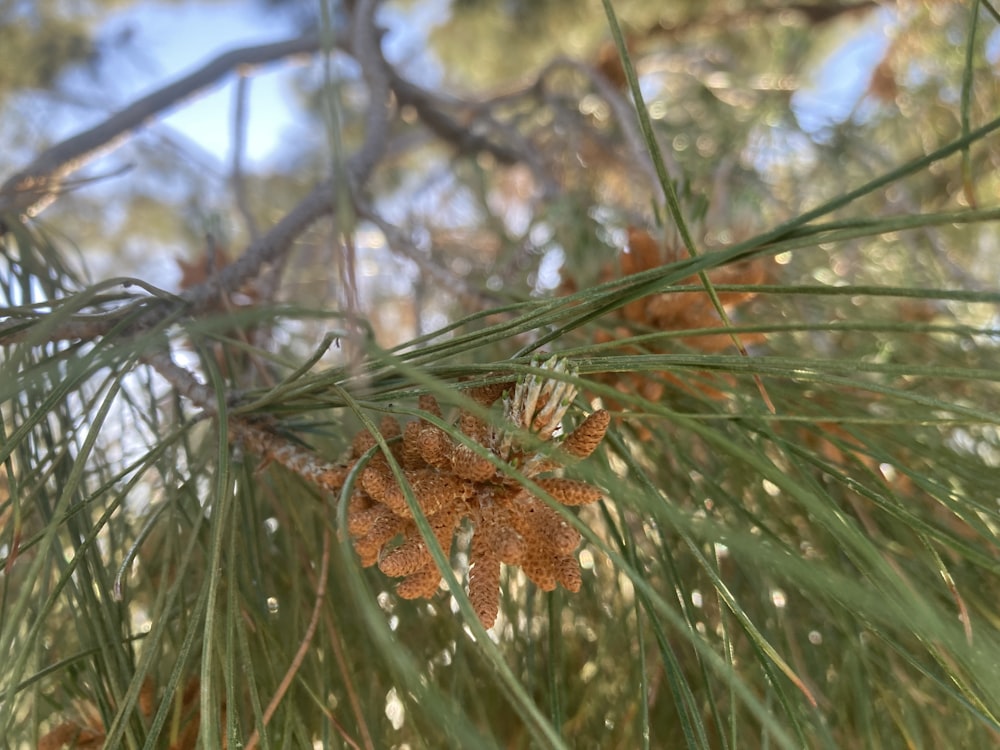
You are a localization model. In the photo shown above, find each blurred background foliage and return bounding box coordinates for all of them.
[2,0,1000,748]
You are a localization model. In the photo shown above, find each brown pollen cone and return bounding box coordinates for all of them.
[343,362,610,627]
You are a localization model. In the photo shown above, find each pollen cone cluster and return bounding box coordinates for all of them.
[564,227,769,417]
[345,357,609,628]
[37,676,208,750]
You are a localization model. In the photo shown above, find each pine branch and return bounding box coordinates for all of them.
[0,32,330,216]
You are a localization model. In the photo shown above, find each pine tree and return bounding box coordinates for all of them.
[2,1,999,747]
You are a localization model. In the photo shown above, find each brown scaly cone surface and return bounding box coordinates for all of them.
[604,227,769,403]
[345,356,609,628]
[559,228,770,441]
[37,676,211,750]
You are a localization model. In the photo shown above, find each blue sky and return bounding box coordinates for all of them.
[81,0,450,169]
[31,0,902,178]
[790,9,891,135]
[99,0,304,166]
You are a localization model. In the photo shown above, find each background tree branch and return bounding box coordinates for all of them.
[0,31,329,216]
[3,2,1000,747]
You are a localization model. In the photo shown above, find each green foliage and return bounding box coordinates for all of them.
[2,1,1000,748]
[0,20,92,95]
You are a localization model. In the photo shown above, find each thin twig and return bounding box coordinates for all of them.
[229,419,349,494]
[322,616,376,750]
[0,33,328,216]
[179,179,336,315]
[347,0,392,192]
[141,348,216,410]
[230,72,260,242]
[539,56,665,192]
[355,201,503,309]
[141,335,353,502]
[184,0,390,326]
[0,314,127,345]
[388,71,532,167]
[244,525,332,750]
